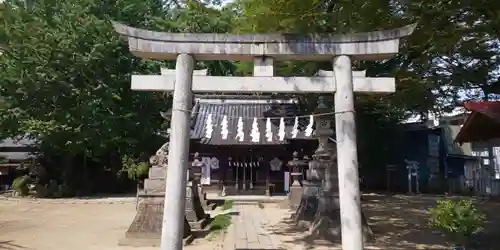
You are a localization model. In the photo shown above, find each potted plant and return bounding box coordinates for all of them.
[428,199,486,249]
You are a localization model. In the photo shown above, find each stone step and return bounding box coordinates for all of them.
[144,179,165,193]
[149,167,165,179]
[223,185,267,196]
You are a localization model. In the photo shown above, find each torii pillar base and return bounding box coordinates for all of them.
[307,195,372,242]
[118,194,194,247]
[293,183,372,242]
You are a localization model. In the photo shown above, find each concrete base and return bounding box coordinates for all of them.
[118,195,193,247]
[292,181,321,222]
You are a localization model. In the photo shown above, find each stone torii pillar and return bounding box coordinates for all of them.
[113,22,415,250]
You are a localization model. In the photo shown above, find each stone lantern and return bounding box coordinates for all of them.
[191,152,203,183]
[190,152,209,209]
[185,152,209,229]
[287,151,309,209]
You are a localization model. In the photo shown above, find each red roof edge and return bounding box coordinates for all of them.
[463,101,500,123]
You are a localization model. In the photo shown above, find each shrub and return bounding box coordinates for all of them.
[12,175,31,196]
[119,155,149,181]
[428,199,486,246]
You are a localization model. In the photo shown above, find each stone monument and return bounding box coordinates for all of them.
[118,142,193,247]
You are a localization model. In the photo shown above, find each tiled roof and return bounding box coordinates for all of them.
[456,101,500,143]
[191,99,315,145]
[463,101,500,123]
[0,136,36,147]
[0,135,37,161]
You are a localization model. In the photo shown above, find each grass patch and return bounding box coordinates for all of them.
[207,213,232,241]
[206,199,234,241]
[210,214,232,231]
[221,199,234,211]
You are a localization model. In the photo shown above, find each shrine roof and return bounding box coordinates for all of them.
[190,96,316,145]
[455,101,500,143]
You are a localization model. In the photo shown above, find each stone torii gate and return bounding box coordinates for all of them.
[113,22,415,250]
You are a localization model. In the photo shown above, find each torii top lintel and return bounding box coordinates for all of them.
[113,22,416,61]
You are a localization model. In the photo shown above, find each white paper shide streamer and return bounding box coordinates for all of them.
[278,117,285,141]
[221,115,229,140]
[265,118,273,142]
[204,114,213,139]
[291,116,299,138]
[305,115,314,137]
[235,117,244,142]
[250,117,260,142]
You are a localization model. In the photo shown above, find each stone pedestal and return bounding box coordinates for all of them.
[292,180,320,223]
[287,152,309,209]
[198,184,216,210]
[288,179,303,209]
[118,194,193,247]
[185,181,209,229]
[144,166,166,193]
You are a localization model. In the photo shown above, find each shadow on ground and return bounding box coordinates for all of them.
[266,193,500,250]
[0,240,25,250]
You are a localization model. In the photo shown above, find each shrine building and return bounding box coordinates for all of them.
[163,95,319,195]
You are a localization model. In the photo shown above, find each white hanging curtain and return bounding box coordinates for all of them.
[291,116,299,138]
[265,118,273,142]
[278,117,285,141]
[221,115,229,140]
[250,117,260,142]
[305,115,314,137]
[204,114,213,139]
[235,117,244,142]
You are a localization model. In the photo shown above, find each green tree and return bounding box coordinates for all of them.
[0,0,240,195]
[0,0,171,194]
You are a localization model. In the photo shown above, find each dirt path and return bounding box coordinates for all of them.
[1,194,499,250]
[0,199,220,250]
[262,194,500,250]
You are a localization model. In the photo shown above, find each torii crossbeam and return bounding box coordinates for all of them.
[113,22,415,250]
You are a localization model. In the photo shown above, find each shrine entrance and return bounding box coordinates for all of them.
[218,146,294,195]
[114,21,415,250]
[186,95,318,195]
[229,154,264,193]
